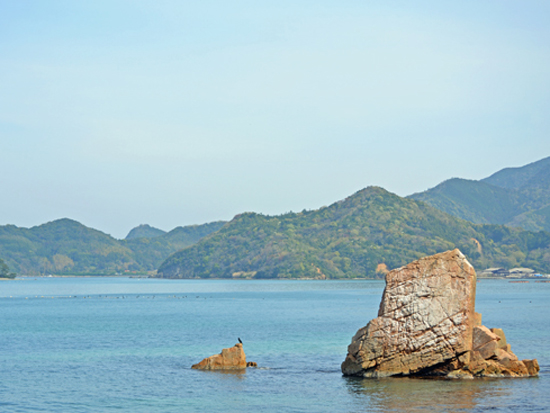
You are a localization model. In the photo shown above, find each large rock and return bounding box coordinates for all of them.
[342,249,539,378]
[192,343,247,370]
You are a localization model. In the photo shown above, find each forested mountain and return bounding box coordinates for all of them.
[409,156,550,232]
[0,219,225,275]
[125,224,166,240]
[157,187,550,279]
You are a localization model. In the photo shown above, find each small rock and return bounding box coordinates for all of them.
[192,343,246,370]
[523,359,540,376]
[246,361,257,367]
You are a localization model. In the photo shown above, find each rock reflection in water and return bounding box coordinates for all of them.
[193,368,246,379]
[344,376,513,412]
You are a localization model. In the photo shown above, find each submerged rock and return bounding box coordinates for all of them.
[192,343,247,370]
[342,249,539,378]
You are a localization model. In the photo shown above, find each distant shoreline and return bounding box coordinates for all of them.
[14,275,379,281]
[11,275,548,281]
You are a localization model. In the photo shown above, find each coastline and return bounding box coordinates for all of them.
[10,274,549,281]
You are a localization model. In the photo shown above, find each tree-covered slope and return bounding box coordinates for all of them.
[0,219,138,275]
[409,178,520,225]
[157,187,550,279]
[482,156,550,190]
[0,257,16,278]
[162,221,227,245]
[408,156,550,232]
[0,219,225,275]
[507,204,550,233]
[122,221,227,270]
[125,224,167,240]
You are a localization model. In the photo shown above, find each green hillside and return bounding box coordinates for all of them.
[125,224,167,240]
[409,178,520,224]
[122,221,226,270]
[0,219,135,275]
[162,221,227,245]
[157,187,550,279]
[507,204,550,233]
[409,156,550,232]
[0,258,16,279]
[0,219,225,275]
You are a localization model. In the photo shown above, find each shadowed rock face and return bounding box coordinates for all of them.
[342,249,539,378]
[192,343,246,370]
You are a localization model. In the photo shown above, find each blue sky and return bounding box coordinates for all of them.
[1,0,549,238]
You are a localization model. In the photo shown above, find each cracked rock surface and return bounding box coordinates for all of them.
[341,249,539,378]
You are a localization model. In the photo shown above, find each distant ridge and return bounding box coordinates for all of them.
[125,224,166,240]
[482,156,550,190]
[409,156,550,232]
[3,157,550,277]
[122,221,227,271]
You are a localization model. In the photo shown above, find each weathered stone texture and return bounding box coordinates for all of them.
[523,359,540,376]
[342,249,476,377]
[490,328,508,349]
[342,249,539,378]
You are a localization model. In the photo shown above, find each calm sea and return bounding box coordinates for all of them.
[1,277,549,412]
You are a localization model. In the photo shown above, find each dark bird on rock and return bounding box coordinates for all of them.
[238,338,243,344]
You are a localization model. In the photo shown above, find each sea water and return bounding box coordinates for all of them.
[1,278,549,412]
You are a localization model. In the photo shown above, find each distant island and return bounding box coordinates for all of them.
[1,156,550,279]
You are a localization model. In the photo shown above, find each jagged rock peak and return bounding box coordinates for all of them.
[342,249,539,378]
